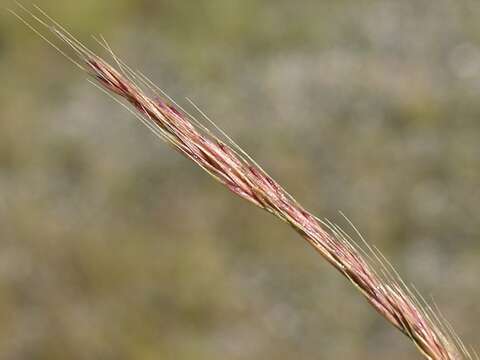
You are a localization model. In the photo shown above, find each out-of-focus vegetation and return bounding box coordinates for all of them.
[1,1,479,359]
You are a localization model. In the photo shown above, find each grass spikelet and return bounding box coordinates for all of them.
[10,4,476,360]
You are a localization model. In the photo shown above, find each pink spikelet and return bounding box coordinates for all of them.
[10,4,475,360]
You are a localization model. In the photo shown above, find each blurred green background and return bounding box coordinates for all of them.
[1,1,479,359]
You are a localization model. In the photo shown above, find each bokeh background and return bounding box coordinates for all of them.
[1,1,479,359]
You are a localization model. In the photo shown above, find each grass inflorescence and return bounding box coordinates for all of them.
[10,4,477,360]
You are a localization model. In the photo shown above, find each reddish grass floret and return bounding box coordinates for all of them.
[10,5,473,359]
